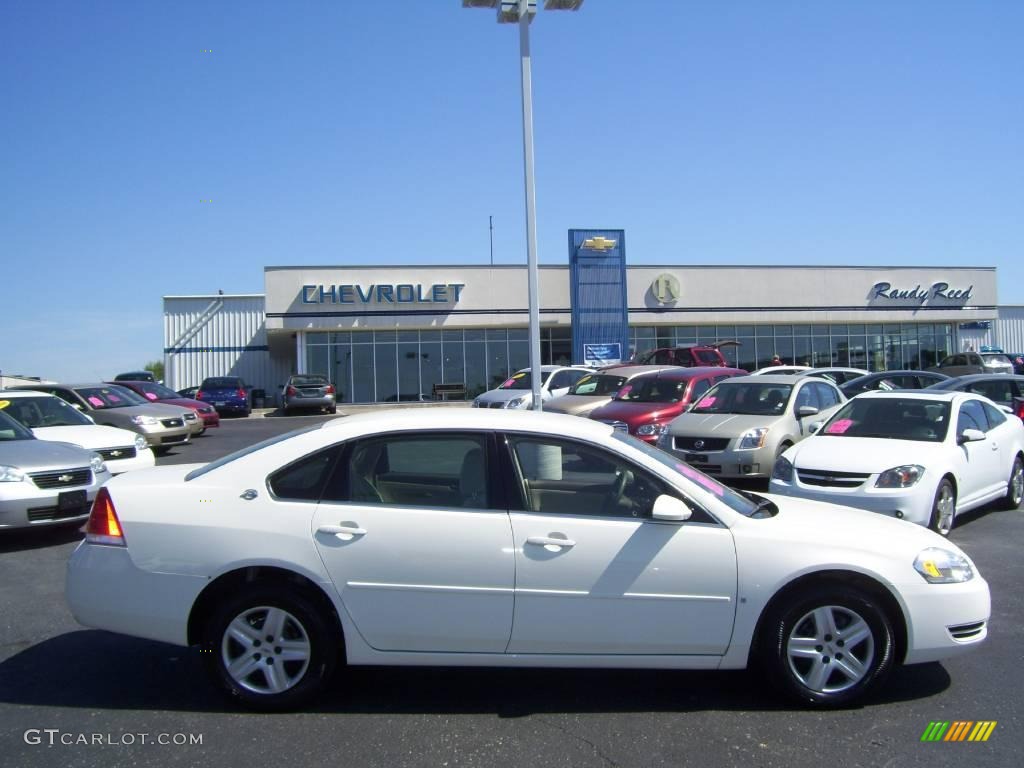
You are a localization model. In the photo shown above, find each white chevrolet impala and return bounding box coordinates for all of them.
[67,410,990,710]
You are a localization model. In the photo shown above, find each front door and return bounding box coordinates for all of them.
[503,435,737,655]
[953,400,1003,504]
[311,432,515,653]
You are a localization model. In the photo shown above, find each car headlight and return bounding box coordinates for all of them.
[914,547,974,583]
[89,453,107,474]
[636,423,667,436]
[506,395,530,409]
[737,427,769,450]
[875,465,925,488]
[0,465,26,483]
[772,456,794,482]
[130,415,158,426]
[133,434,149,451]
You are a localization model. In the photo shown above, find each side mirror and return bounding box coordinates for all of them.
[652,495,693,522]
[797,405,820,418]
[958,428,986,444]
[808,420,824,434]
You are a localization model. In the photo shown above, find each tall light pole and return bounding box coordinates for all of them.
[463,0,585,410]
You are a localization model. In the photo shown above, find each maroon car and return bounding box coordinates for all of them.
[589,367,746,443]
[108,380,220,431]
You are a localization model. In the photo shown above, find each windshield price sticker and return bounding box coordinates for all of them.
[825,419,853,434]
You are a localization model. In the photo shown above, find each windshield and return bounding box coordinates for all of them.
[982,354,1012,365]
[0,408,36,441]
[134,382,183,401]
[616,377,689,403]
[611,431,760,517]
[569,374,626,396]
[818,397,951,442]
[691,382,793,415]
[75,385,146,409]
[1,395,92,428]
[290,375,330,387]
[499,370,551,390]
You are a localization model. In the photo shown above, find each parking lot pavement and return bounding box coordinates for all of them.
[0,415,1020,768]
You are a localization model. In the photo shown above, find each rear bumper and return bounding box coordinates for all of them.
[284,395,335,411]
[66,543,205,647]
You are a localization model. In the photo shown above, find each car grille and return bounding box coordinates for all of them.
[161,418,184,428]
[673,437,730,451]
[26,503,91,522]
[29,468,92,489]
[797,468,871,488]
[948,621,986,641]
[599,420,629,433]
[97,447,137,461]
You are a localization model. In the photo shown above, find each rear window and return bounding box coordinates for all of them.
[202,378,242,389]
[694,350,723,365]
[290,375,330,387]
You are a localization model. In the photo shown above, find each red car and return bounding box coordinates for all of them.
[589,367,746,442]
[109,380,220,432]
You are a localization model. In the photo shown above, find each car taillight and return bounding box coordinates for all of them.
[84,488,126,546]
[1016,401,1024,420]
[237,389,246,398]
[195,391,204,400]
[286,386,298,396]
[325,385,335,394]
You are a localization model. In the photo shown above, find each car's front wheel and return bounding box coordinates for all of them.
[1002,456,1024,510]
[760,585,894,708]
[203,584,338,711]
[929,478,957,536]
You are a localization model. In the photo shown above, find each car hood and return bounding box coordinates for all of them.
[475,389,539,404]
[93,404,188,419]
[668,412,786,437]
[784,435,948,473]
[750,493,969,561]
[31,424,141,450]
[545,395,611,416]
[0,439,98,470]
[590,400,684,426]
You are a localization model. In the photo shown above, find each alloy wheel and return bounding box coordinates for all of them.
[786,605,876,694]
[221,606,312,695]
[934,482,956,535]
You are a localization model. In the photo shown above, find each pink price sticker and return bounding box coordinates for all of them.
[87,396,104,407]
[675,462,726,497]
[145,392,158,400]
[695,396,716,408]
[500,378,516,389]
[825,419,854,435]
[617,384,633,398]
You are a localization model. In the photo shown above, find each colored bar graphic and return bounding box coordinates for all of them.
[921,720,996,742]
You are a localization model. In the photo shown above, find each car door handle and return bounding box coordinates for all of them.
[317,524,367,539]
[526,535,576,549]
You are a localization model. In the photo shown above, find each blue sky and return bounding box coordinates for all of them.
[2,0,1022,381]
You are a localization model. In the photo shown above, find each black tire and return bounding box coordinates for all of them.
[152,446,169,457]
[1002,455,1024,511]
[327,406,337,415]
[202,583,338,711]
[759,585,894,708]
[928,478,957,536]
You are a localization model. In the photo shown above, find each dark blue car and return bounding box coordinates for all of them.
[196,376,251,417]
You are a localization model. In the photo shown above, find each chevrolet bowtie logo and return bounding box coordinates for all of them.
[58,474,73,483]
[110,450,123,457]
[581,236,617,251]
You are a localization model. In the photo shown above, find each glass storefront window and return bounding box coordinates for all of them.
[375,343,398,403]
[352,345,374,402]
[397,342,420,399]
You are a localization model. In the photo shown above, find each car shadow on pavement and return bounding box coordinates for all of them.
[0,631,950,715]
[0,525,81,554]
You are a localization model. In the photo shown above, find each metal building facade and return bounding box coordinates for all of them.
[996,306,1024,353]
[163,294,293,395]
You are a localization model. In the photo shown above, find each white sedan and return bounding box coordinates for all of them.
[67,410,990,710]
[770,391,1024,535]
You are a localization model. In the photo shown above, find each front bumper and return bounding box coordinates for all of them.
[66,542,206,647]
[196,409,220,428]
[0,471,109,529]
[898,575,991,664]
[135,422,191,448]
[664,440,773,479]
[769,478,934,526]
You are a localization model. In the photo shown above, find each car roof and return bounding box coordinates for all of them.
[318,406,616,438]
[635,366,746,381]
[722,374,812,384]
[0,390,59,399]
[601,365,677,378]
[930,373,1024,386]
[855,390,964,402]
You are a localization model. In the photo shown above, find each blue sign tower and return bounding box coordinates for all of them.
[568,229,629,366]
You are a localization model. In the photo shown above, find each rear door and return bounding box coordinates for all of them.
[310,431,515,653]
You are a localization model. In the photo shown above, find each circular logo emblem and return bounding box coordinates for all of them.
[694,440,705,450]
[651,273,680,304]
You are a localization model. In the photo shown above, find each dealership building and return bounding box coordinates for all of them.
[164,233,1019,404]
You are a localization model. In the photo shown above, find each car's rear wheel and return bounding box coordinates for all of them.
[203,584,337,711]
[928,478,957,536]
[760,585,894,708]
[1002,456,1024,510]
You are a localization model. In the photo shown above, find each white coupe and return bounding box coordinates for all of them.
[770,391,1024,535]
[67,410,990,710]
